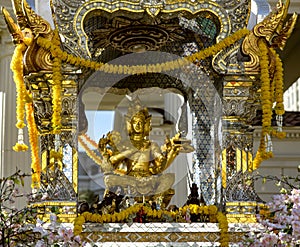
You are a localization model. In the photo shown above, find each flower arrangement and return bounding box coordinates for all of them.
[73,204,229,247]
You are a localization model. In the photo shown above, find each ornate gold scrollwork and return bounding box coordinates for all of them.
[21,0,52,37]
[242,0,297,72]
[2,0,54,73]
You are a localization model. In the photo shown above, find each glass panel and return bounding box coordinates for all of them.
[78,50,222,211]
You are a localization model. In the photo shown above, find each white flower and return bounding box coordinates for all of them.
[35,240,46,247]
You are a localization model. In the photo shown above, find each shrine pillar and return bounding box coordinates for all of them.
[221,75,264,222]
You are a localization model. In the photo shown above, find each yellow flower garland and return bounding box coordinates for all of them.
[25,102,41,188]
[271,48,285,116]
[253,39,273,170]
[51,30,62,133]
[253,39,286,170]
[73,204,228,246]
[12,141,28,152]
[10,38,32,152]
[270,47,286,140]
[37,28,250,75]
[11,42,27,129]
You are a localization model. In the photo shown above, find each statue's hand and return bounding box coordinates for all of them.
[98,135,108,152]
[170,132,194,153]
[107,131,121,147]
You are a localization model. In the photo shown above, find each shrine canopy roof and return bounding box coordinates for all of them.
[52,0,250,60]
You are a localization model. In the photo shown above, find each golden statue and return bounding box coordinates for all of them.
[98,97,194,204]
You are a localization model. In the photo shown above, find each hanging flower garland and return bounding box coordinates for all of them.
[51,30,62,133]
[78,135,102,165]
[10,37,33,151]
[73,204,228,246]
[37,28,250,75]
[253,39,273,170]
[270,47,286,139]
[11,42,27,129]
[25,102,41,188]
[253,39,286,170]
[10,35,42,187]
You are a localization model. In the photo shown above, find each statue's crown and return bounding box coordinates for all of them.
[126,96,151,120]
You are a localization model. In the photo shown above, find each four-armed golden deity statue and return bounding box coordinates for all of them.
[98,97,194,205]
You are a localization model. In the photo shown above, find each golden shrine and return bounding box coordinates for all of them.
[1,0,297,245]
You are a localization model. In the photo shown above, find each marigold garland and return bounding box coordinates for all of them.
[253,39,285,170]
[11,38,34,152]
[271,48,285,116]
[253,39,273,170]
[11,39,30,152]
[73,204,228,247]
[25,102,41,188]
[270,47,286,139]
[11,42,27,129]
[51,30,62,133]
[37,28,250,75]
[12,141,29,152]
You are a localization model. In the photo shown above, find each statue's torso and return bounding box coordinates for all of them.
[121,139,160,177]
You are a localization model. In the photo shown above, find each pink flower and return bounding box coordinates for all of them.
[268,194,288,212]
[47,232,57,244]
[292,208,300,218]
[58,226,73,242]
[292,220,300,238]
[290,189,300,206]
[35,240,46,247]
[260,232,280,246]
[278,231,293,243]
[6,180,14,186]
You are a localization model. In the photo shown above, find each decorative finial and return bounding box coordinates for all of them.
[2,7,24,44]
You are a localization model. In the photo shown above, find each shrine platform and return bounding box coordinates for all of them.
[81,222,260,246]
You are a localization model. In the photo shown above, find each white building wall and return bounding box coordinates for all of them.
[0,3,31,208]
[284,78,300,111]
[254,127,300,202]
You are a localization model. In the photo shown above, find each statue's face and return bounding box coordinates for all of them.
[131,115,145,134]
